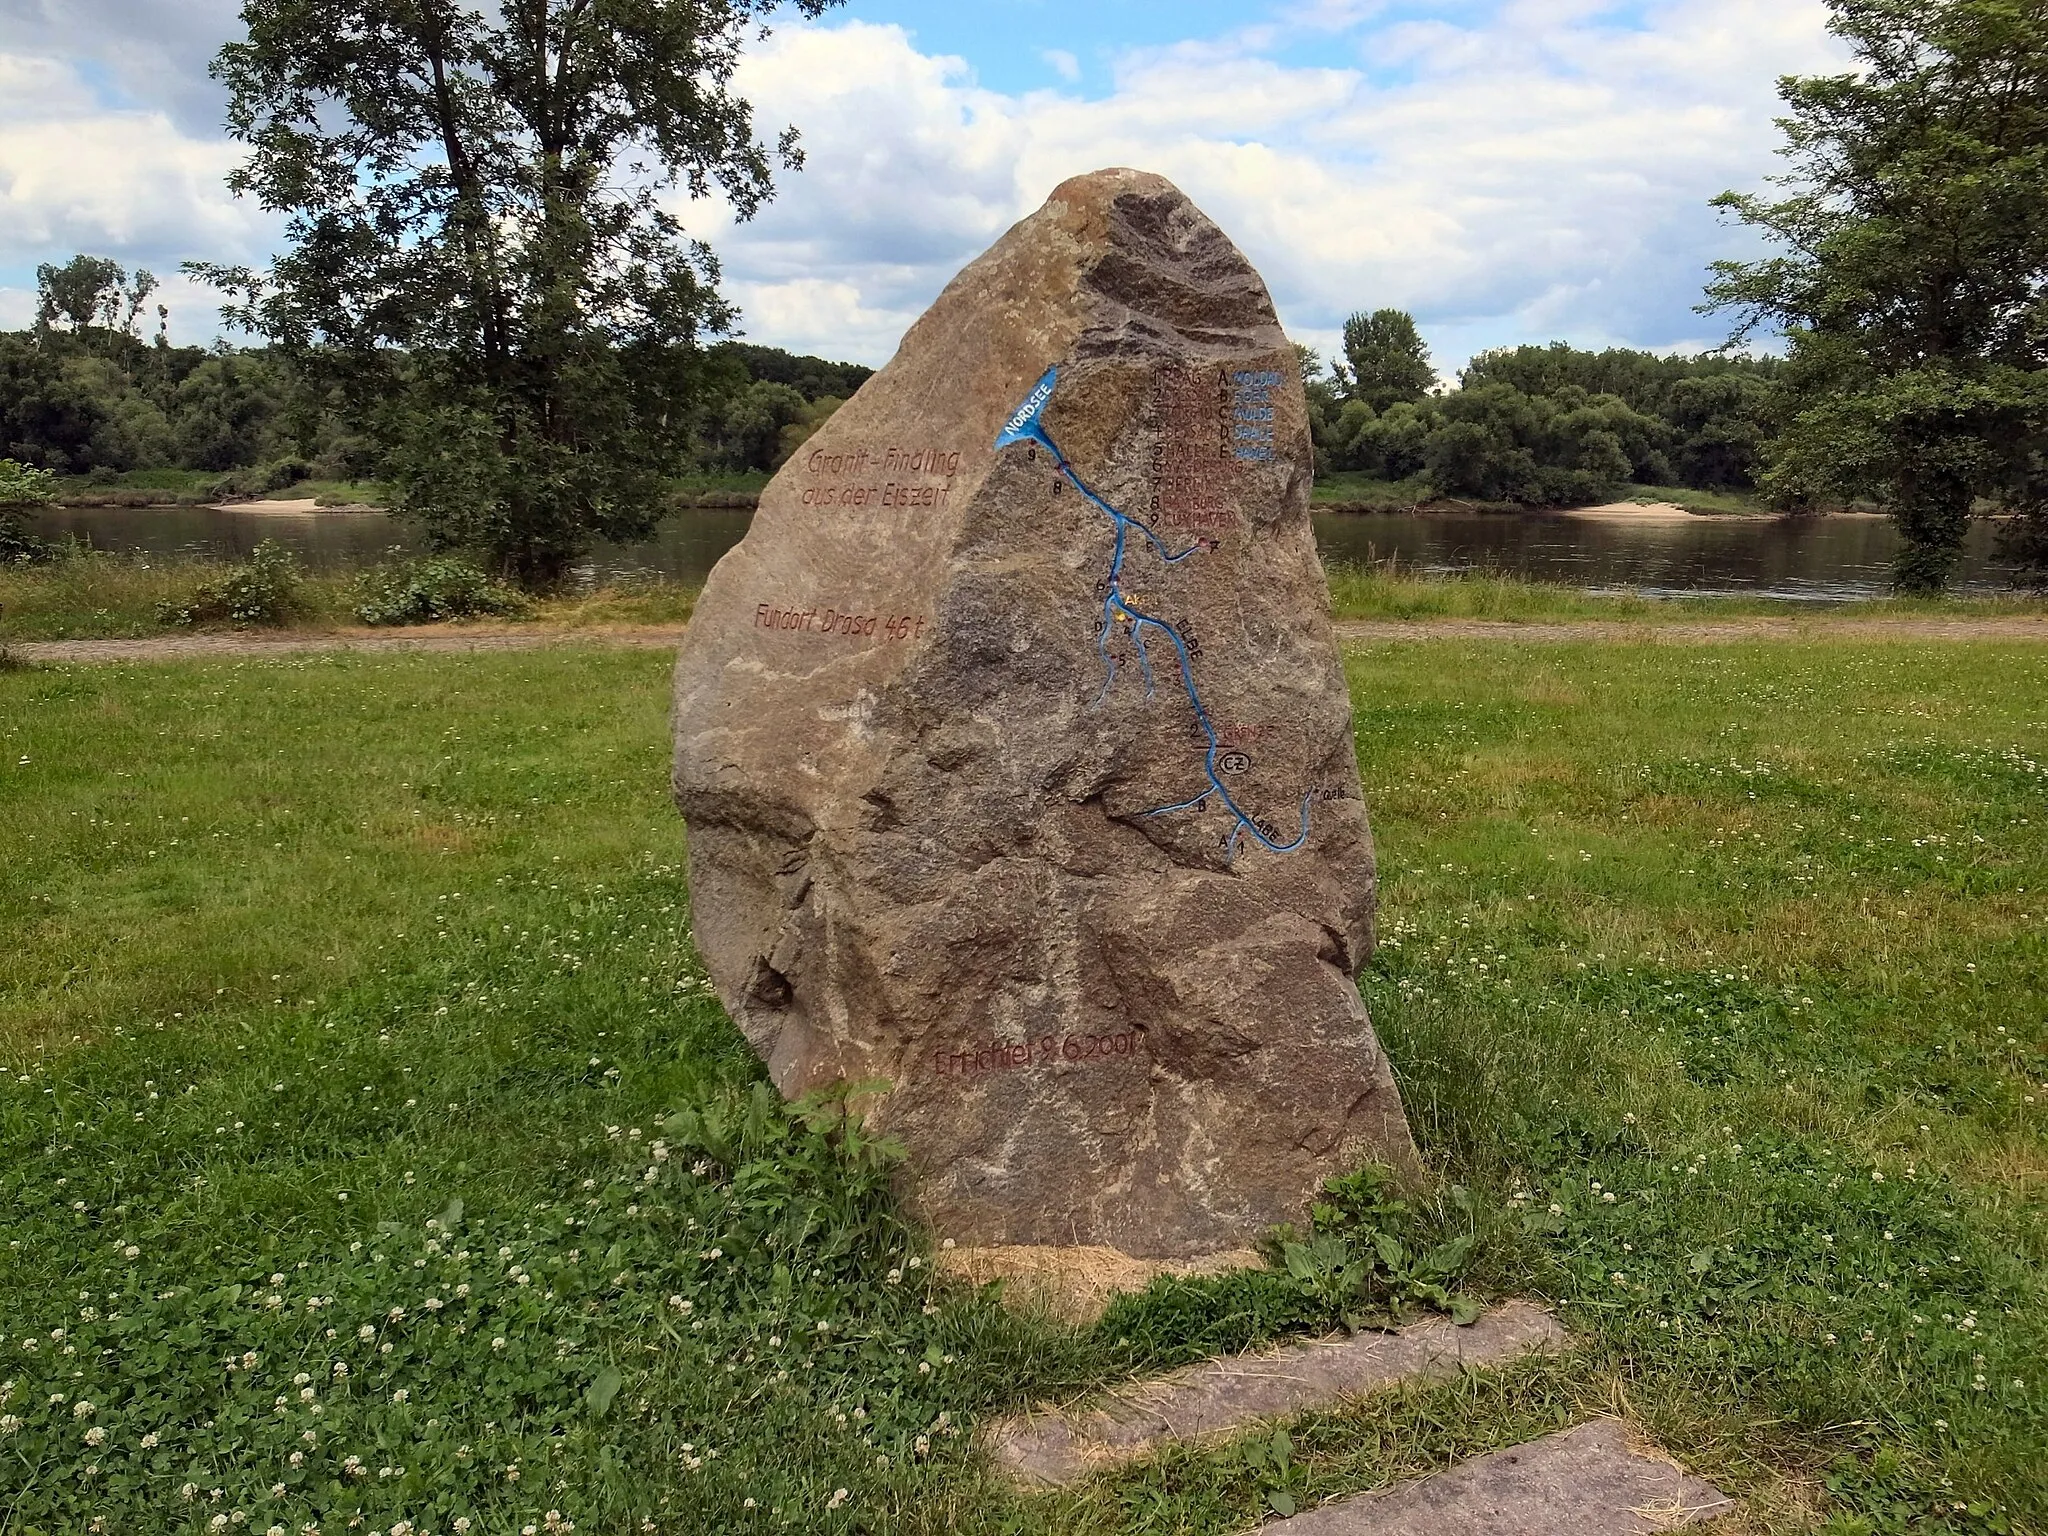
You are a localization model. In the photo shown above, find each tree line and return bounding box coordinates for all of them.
[1301,311,1779,506]
[4,0,2046,591]
[2,255,869,493]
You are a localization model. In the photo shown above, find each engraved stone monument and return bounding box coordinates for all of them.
[672,168,1418,1261]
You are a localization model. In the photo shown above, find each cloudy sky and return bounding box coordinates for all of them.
[0,0,1846,377]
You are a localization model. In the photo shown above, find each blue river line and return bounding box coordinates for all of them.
[995,367,1313,861]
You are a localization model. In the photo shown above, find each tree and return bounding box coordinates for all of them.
[36,257,159,349]
[1705,0,2048,590]
[1424,384,1648,507]
[194,0,843,585]
[1339,309,1436,413]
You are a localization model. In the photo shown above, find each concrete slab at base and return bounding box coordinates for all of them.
[1261,1420,1732,1535]
[989,1300,1567,1487]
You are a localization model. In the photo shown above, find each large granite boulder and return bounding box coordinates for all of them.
[673,168,1418,1260]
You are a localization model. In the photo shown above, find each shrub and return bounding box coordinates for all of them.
[0,514,53,566]
[207,458,312,500]
[156,540,304,627]
[0,461,57,565]
[0,456,58,508]
[352,551,529,626]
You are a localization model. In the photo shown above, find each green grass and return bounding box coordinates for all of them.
[0,554,698,641]
[1311,473,1435,509]
[1320,564,2042,623]
[1,642,2044,1533]
[0,554,360,639]
[5,553,2037,643]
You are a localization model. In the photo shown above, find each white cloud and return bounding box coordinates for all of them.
[703,2,1844,372]
[0,51,275,343]
[0,1,1848,369]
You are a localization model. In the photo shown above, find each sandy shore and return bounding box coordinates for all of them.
[1563,501,1713,522]
[208,498,384,515]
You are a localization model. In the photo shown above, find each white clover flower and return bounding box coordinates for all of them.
[0,1415,21,1436]
[123,1245,140,1260]
[141,1431,161,1449]
[455,1284,471,1300]
[293,1373,312,1388]
[826,1488,850,1511]
[289,1452,305,1468]
[392,1390,409,1404]
[454,1522,472,1535]
[72,1400,95,1418]
[358,1325,376,1342]
[491,1338,507,1351]
[84,1426,107,1446]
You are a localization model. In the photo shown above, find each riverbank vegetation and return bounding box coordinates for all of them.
[3,544,2039,644]
[1,639,2040,1531]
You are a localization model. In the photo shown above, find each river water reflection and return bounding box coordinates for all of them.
[29,502,2023,601]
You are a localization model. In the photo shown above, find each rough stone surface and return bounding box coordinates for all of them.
[987,1301,1567,1487]
[1260,1420,1733,1535]
[671,167,1417,1259]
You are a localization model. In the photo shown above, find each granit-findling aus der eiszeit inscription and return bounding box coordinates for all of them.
[799,443,964,510]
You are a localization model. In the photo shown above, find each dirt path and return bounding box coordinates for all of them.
[8,614,2046,666]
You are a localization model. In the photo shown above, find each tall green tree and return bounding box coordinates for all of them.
[195,0,841,584]
[35,256,161,345]
[1705,0,2048,590]
[1338,309,1436,414]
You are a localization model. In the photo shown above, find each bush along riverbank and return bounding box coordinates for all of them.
[3,542,2041,644]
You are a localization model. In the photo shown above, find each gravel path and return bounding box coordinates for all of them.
[7,614,2045,666]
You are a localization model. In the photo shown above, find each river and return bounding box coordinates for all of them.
[27,502,2026,601]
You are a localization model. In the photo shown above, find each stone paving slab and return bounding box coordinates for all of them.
[989,1300,1567,1487]
[1259,1419,1732,1535]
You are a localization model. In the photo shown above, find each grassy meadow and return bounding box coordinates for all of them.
[0,639,2043,1534]
[4,549,2041,643]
